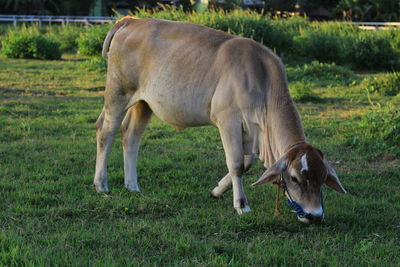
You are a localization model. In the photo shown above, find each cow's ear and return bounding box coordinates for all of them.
[252,160,286,186]
[324,160,346,194]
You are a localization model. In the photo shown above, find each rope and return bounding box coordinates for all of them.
[279,175,324,219]
[274,183,281,217]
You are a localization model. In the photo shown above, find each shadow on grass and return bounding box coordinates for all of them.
[296,96,347,104]
[83,86,105,92]
[0,87,57,96]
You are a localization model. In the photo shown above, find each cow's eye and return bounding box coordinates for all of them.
[291,176,299,184]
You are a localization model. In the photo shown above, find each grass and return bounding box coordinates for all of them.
[0,53,399,266]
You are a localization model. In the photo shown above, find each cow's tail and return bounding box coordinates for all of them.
[102,16,137,59]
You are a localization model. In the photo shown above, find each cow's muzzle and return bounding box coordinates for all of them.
[280,176,325,224]
[298,213,324,224]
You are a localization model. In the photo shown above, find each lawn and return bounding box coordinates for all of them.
[0,54,399,266]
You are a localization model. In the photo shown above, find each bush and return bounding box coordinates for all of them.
[287,61,358,87]
[349,32,396,70]
[294,28,344,64]
[45,25,85,53]
[289,82,320,102]
[1,29,61,60]
[357,104,400,154]
[79,56,107,72]
[75,7,400,71]
[361,72,400,96]
[77,24,111,56]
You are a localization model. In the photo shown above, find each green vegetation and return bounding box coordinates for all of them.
[361,72,400,96]
[0,51,399,265]
[287,61,359,87]
[79,56,107,73]
[135,7,400,70]
[74,8,400,70]
[0,8,399,265]
[1,26,61,60]
[2,9,399,70]
[289,82,320,102]
[44,25,86,53]
[354,104,400,153]
[77,25,111,56]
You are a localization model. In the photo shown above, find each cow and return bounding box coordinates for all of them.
[94,16,346,223]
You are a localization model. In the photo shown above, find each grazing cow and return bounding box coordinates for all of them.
[94,17,346,223]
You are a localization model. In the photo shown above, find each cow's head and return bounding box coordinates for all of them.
[252,144,346,224]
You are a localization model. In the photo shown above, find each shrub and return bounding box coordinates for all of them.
[79,56,107,73]
[293,27,344,64]
[0,25,10,37]
[361,72,400,96]
[289,82,320,102]
[136,5,189,21]
[1,29,61,60]
[349,32,396,70]
[287,61,358,87]
[45,25,85,53]
[357,104,400,153]
[207,11,293,53]
[75,7,400,71]
[77,24,111,56]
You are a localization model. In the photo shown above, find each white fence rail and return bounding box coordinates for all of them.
[341,21,400,30]
[0,15,115,27]
[0,15,399,30]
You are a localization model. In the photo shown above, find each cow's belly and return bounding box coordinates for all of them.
[142,92,213,129]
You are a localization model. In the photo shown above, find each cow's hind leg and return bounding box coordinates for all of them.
[217,118,250,215]
[211,154,254,198]
[120,101,152,192]
[94,84,129,193]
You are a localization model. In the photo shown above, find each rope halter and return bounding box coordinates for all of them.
[279,175,324,220]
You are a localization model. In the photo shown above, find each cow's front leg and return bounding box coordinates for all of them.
[211,154,254,198]
[217,118,250,215]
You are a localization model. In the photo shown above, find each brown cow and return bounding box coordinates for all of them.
[94,17,346,223]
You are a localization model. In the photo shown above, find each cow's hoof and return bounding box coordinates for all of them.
[235,205,251,215]
[125,184,140,192]
[94,183,109,193]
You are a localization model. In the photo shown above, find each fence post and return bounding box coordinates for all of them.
[13,16,17,27]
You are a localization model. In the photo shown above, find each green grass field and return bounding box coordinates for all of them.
[0,54,399,266]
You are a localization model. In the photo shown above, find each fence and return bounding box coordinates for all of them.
[0,15,399,30]
[341,21,400,30]
[0,15,114,28]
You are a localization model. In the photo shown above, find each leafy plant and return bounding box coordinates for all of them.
[289,82,320,102]
[357,103,400,153]
[361,72,400,96]
[1,27,61,60]
[45,25,85,53]
[293,27,344,64]
[287,61,358,87]
[77,24,111,56]
[349,32,396,70]
[79,56,107,73]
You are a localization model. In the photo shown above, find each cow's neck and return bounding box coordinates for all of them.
[262,91,306,167]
